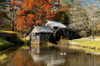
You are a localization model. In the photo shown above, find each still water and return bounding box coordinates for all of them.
[0,45,100,66]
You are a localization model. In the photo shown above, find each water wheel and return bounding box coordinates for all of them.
[53,29,62,41]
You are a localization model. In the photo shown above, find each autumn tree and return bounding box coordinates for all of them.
[0,0,6,19]
[60,0,73,7]
[0,0,12,30]
[84,0,100,40]
[69,0,100,39]
[8,0,69,31]
[69,0,88,29]
[7,1,20,31]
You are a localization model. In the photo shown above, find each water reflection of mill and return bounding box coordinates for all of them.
[30,45,65,66]
[1,45,100,66]
[29,45,100,66]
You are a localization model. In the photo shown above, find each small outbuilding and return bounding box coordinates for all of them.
[30,26,53,44]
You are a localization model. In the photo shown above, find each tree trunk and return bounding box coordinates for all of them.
[91,30,95,41]
[12,21,14,31]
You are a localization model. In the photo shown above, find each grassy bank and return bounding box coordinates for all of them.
[0,38,14,51]
[94,36,100,39]
[0,54,7,62]
[0,30,16,34]
[70,39,100,50]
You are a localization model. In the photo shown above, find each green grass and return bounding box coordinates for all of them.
[22,38,29,42]
[21,36,30,45]
[0,30,16,33]
[0,38,14,51]
[94,36,100,39]
[71,39,100,48]
[0,54,7,61]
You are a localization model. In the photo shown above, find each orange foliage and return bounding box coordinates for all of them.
[13,51,44,66]
[8,0,69,31]
[14,52,34,66]
[0,11,5,16]
[57,6,70,11]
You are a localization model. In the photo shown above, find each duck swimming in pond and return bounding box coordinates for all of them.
[60,53,66,55]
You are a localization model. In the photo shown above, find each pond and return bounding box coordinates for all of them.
[0,45,100,66]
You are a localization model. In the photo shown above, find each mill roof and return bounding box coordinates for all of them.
[45,20,67,28]
[32,26,53,33]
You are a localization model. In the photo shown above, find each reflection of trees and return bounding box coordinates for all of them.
[4,45,100,66]
[14,53,33,66]
[7,50,44,66]
[30,45,100,66]
[7,51,34,66]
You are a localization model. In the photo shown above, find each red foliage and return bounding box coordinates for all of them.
[57,6,70,11]
[13,51,44,66]
[0,11,5,16]
[8,0,70,31]
[14,53,34,66]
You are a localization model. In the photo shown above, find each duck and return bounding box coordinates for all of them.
[60,53,66,55]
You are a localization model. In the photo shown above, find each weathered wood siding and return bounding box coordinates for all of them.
[65,29,70,39]
[31,33,40,40]
[40,33,51,41]
[30,33,52,45]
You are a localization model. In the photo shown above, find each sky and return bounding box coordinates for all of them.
[80,0,100,8]
[61,0,100,8]
[5,0,100,8]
